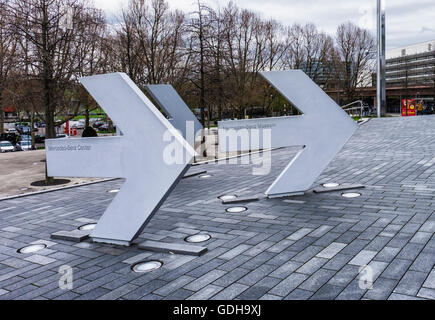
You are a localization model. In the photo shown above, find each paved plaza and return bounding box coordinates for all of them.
[0,116,434,300]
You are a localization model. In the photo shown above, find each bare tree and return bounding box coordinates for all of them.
[0,0,18,133]
[335,22,375,103]
[7,0,106,182]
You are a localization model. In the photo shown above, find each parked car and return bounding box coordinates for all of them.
[98,124,116,131]
[1,141,15,153]
[6,128,18,134]
[0,133,19,145]
[56,134,70,139]
[71,122,85,129]
[92,121,105,129]
[16,140,34,151]
[35,135,46,144]
[20,135,32,142]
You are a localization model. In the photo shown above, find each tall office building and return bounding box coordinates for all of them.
[386,40,435,87]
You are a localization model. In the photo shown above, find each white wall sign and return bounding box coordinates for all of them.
[145,84,203,145]
[46,73,196,246]
[218,70,358,198]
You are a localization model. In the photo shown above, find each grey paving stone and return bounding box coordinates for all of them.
[417,288,435,300]
[422,269,435,289]
[184,269,226,291]
[335,279,367,300]
[316,242,347,259]
[236,277,281,300]
[259,294,282,300]
[388,293,426,300]
[24,255,57,266]
[219,245,252,260]
[269,273,308,297]
[364,277,398,300]
[299,268,336,292]
[153,275,195,296]
[211,283,249,300]
[393,270,429,296]
[213,268,251,287]
[309,284,343,300]
[269,261,302,279]
[284,288,314,300]
[328,265,360,287]
[187,284,224,300]
[348,250,378,266]
[323,253,353,271]
[287,228,313,241]
[296,257,328,275]
[381,258,413,280]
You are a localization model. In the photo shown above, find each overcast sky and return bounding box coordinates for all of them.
[93,0,435,49]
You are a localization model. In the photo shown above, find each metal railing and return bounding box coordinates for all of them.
[342,100,364,118]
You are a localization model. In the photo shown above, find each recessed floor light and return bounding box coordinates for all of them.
[323,183,340,188]
[199,174,212,179]
[131,261,163,273]
[78,223,96,231]
[108,189,120,193]
[18,244,47,254]
[342,192,362,198]
[219,195,238,201]
[185,234,211,243]
[226,206,248,213]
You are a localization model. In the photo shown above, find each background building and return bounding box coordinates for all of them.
[385,40,435,113]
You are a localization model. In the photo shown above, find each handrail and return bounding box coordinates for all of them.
[342,100,364,118]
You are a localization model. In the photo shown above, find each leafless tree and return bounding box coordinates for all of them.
[7,0,106,181]
[0,0,18,133]
[335,22,375,103]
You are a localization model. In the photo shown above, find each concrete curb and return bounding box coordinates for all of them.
[0,178,119,202]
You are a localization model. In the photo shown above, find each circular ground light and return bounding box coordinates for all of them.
[185,234,211,243]
[199,174,212,179]
[219,195,238,201]
[18,244,47,254]
[226,206,248,213]
[78,223,97,231]
[107,189,120,193]
[323,183,340,188]
[131,261,163,273]
[342,192,362,198]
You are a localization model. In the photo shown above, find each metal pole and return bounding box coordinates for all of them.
[377,0,387,118]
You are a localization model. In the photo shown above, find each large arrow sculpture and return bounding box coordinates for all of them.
[145,84,203,144]
[218,70,358,198]
[46,73,196,246]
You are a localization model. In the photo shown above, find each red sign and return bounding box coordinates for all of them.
[402,99,416,117]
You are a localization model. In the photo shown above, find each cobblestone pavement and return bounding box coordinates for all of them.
[0,116,434,300]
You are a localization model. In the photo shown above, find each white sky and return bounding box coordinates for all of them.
[93,0,435,49]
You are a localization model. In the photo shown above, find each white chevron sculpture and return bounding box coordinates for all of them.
[46,73,196,246]
[218,70,358,198]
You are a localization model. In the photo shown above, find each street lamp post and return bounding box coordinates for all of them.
[377,0,387,118]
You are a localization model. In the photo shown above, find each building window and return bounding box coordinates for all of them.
[401,49,406,56]
[429,44,432,52]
